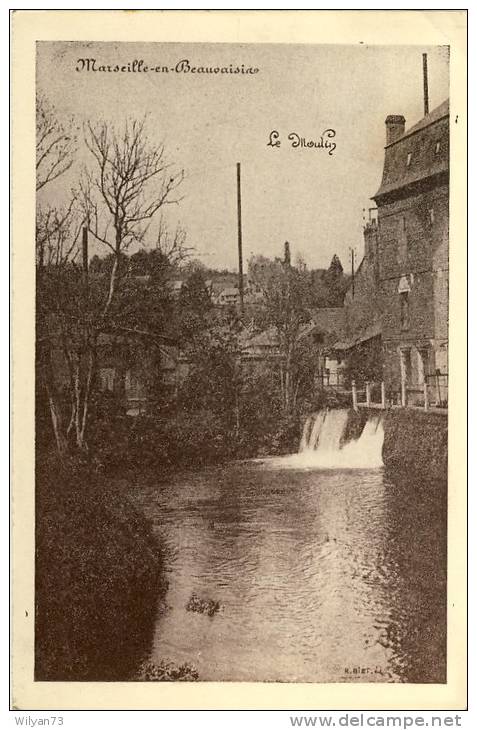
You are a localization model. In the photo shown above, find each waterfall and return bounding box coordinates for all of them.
[264,409,384,470]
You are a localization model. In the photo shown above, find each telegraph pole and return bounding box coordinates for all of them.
[82,226,89,305]
[350,246,355,298]
[236,162,244,315]
[422,53,429,116]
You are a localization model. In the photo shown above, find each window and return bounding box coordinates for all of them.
[435,141,441,154]
[397,216,407,264]
[429,208,435,225]
[400,348,412,385]
[417,349,430,385]
[99,368,115,392]
[400,291,410,330]
[406,152,412,167]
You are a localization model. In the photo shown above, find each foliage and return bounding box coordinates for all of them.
[179,324,239,420]
[250,260,313,415]
[35,456,165,680]
[137,661,199,681]
[36,109,186,457]
[341,337,383,387]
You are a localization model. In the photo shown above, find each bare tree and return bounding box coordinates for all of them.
[38,117,185,456]
[154,215,192,270]
[36,198,80,269]
[36,94,80,456]
[36,94,76,191]
[80,117,184,315]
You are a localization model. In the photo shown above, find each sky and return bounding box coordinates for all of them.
[37,42,449,273]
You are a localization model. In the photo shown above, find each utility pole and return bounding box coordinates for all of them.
[422,53,429,116]
[236,162,244,315]
[82,226,89,297]
[350,246,355,298]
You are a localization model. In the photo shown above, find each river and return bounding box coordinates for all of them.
[133,412,446,683]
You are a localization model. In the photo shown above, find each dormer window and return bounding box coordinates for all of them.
[435,141,441,154]
[406,152,412,167]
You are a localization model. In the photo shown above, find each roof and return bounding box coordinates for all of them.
[170,279,185,291]
[207,274,242,292]
[242,312,344,352]
[386,99,449,147]
[309,307,345,335]
[333,320,382,351]
[243,326,279,349]
[374,99,449,201]
[97,329,178,347]
[220,287,239,297]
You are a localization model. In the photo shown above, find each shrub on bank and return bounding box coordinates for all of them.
[35,456,165,681]
[90,405,301,473]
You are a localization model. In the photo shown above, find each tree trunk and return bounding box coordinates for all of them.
[41,344,69,458]
[46,384,68,457]
[79,347,95,448]
[103,256,118,316]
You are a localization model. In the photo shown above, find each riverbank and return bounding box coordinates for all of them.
[35,401,447,680]
[34,404,302,680]
[91,408,302,476]
[35,455,166,681]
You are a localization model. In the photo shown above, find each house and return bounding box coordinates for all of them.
[332,211,384,388]
[335,99,449,407]
[373,99,449,405]
[308,308,346,386]
[217,287,240,306]
[241,325,282,365]
[96,330,183,416]
[240,308,345,386]
[168,279,186,298]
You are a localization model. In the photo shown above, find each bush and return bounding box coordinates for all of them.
[90,403,303,473]
[35,456,165,680]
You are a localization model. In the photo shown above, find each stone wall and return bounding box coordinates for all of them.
[342,406,447,481]
[381,407,447,481]
[344,222,381,337]
[378,183,449,391]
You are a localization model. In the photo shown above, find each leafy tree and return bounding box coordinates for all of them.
[179,325,240,427]
[251,253,312,415]
[324,254,347,306]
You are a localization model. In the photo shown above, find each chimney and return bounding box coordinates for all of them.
[284,241,291,266]
[385,115,406,145]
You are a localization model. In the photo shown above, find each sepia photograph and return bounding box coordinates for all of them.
[33,38,450,685]
[10,9,468,712]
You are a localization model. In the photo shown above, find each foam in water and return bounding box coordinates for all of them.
[264,408,384,470]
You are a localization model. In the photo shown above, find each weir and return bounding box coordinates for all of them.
[266,409,384,470]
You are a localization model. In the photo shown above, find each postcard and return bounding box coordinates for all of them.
[11,9,467,710]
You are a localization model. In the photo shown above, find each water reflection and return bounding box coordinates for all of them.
[134,462,446,682]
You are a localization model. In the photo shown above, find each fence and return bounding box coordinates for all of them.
[315,371,346,389]
[351,375,448,413]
